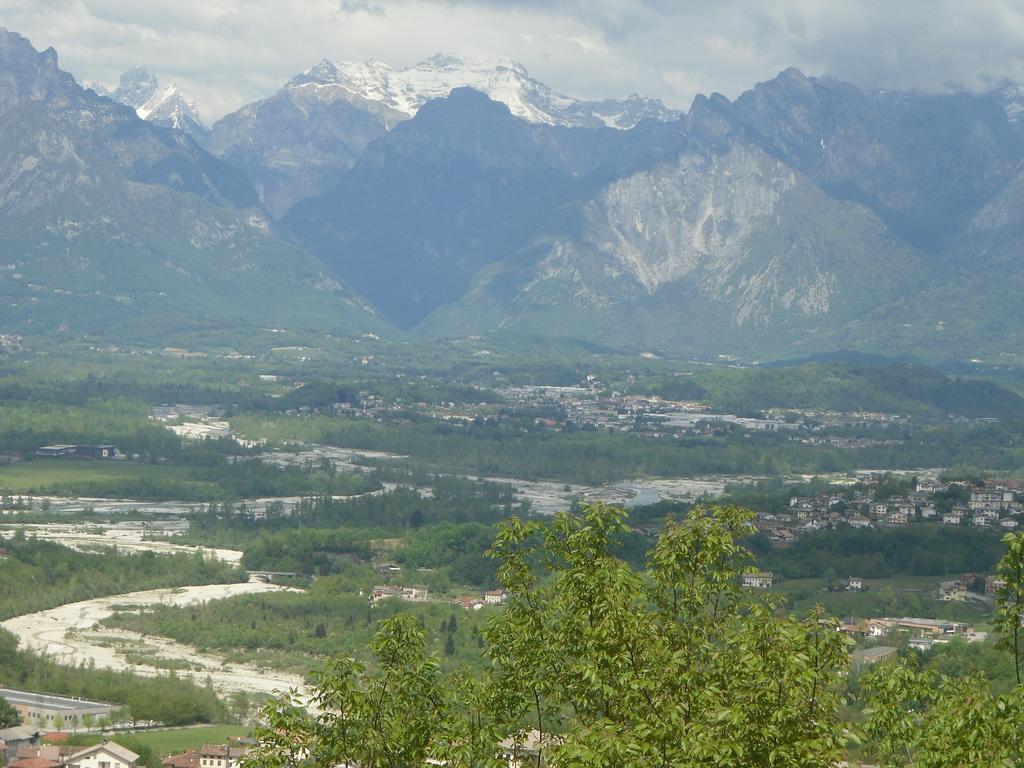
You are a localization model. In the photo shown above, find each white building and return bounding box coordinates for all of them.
[67,742,140,768]
[742,572,774,589]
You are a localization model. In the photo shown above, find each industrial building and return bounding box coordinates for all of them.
[0,688,114,727]
[34,445,119,460]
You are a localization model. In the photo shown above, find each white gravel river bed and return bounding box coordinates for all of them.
[1,581,309,701]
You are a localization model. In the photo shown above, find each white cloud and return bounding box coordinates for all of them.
[8,0,1024,123]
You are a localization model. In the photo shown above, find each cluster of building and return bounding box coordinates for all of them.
[496,385,801,436]
[740,572,864,592]
[369,583,510,611]
[760,479,1023,540]
[0,735,138,768]
[455,590,508,610]
[369,584,431,604]
[935,573,1006,602]
[161,743,249,768]
[840,616,981,652]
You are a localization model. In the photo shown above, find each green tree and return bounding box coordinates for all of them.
[0,695,20,727]
[822,566,837,591]
[861,530,1024,766]
[245,504,850,767]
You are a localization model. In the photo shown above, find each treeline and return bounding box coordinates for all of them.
[0,368,250,409]
[643,362,1024,421]
[395,522,500,589]
[236,377,501,413]
[102,576,494,672]
[241,528,376,574]
[0,629,225,725]
[752,524,1006,579]
[231,412,1024,485]
[207,483,517,587]
[192,483,521,535]
[0,399,192,458]
[30,458,379,502]
[0,536,244,619]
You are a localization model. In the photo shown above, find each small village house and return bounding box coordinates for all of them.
[741,571,773,589]
[66,742,139,768]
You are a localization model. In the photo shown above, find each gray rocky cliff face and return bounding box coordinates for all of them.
[0,28,379,343]
[206,83,395,217]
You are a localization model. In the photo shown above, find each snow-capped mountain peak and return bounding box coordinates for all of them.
[104,67,207,139]
[108,66,158,110]
[285,53,679,129]
[996,83,1024,125]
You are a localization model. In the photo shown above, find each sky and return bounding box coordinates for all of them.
[7,0,1024,122]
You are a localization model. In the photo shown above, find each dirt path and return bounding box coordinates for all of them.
[1,581,309,701]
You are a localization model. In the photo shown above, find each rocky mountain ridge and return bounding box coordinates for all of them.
[0,28,379,349]
[287,53,679,129]
[203,54,677,215]
[6,26,1024,361]
[98,66,208,140]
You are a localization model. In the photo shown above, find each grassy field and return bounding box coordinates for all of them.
[113,725,250,755]
[777,575,993,621]
[0,458,207,494]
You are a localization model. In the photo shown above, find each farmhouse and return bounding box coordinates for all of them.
[196,745,248,768]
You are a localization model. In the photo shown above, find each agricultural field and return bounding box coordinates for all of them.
[778,575,992,621]
[0,458,210,496]
[116,724,250,754]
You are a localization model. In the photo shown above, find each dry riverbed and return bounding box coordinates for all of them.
[1,581,309,701]
[0,520,243,564]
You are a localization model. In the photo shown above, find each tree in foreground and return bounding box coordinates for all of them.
[244,503,849,767]
[860,530,1024,767]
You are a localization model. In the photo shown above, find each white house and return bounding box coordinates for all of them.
[198,745,248,768]
[67,742,140,768]
[887,510,909,526]
[742,572,774,589]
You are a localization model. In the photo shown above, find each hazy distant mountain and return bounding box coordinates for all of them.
[292,54,679,129]
[207,54,677,216]
[0,29,379,348]
[205,65,400,216]
[285,87,621,326]
[99,67,208,141]
[281,68,1024,360]
[6,25,1024,361]
[420,73,1024,359]
[421,93,929,357]
[724,69,1022,251]
[994,83,1024,135]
